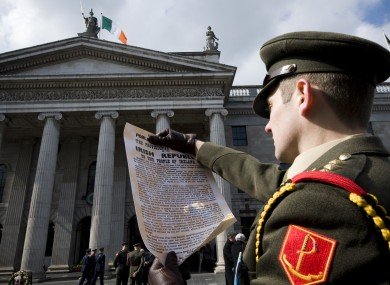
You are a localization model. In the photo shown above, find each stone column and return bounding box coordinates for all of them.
[205,108,232,273]
[0,139,35,273]
[0,114,8,151]
[151,109,174,133]
[49,137,83,272]
[108,141,127,272]
[89,111,118,250]
[20,113,62,278]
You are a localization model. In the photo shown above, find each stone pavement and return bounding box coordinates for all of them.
[0,271,226,285]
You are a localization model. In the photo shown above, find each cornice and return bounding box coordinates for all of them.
[0,48,195,74]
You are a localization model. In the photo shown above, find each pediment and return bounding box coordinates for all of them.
[16,57,161,76]
[0,36,236,76]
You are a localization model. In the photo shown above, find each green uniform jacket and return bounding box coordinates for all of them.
[128,250,144,277]
[197,135,390,284]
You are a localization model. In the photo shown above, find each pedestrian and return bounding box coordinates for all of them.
[128,243,144,285]
[231,234,249,285]
[147,31,390,284]
[113,242,130,285]
[223,232,236,285]
[78,248,92,285]
[91,247,105,285]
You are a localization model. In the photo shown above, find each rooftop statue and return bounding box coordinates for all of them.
[78,9,100,38]
[204,26,219,52]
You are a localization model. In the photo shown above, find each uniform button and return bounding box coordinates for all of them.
[339,153,352,161]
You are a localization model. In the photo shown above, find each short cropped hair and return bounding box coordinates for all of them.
[278,73,375,129]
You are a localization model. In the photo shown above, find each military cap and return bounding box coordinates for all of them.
[121,242,128,246]
[133,242,142,247]
[99,247,104,251]
[86,248,91,253]
[92,248,97,252]
[253,31,390,118]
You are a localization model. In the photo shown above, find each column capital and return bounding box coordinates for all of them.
[38,112,63,121]
[95,111,119,120]
[205,108,228,117]
[150,109,174,118]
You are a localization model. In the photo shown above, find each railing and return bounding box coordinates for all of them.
[230,82,390,97]
[229,86,259,97]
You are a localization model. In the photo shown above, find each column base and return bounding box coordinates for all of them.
[48,264,71,273]
[214,263,226,273]
[0,267,14,276]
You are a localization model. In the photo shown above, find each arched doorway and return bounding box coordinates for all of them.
[45,222,55,256]
[127,216,142,247]
[74,216,91,264]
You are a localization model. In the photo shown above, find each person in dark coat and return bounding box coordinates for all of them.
[91,247,105,285]
[147,31,390,284]
[78,248,92,285]
[231,234,249,285]
[114,242,130,285]
[223,232,236,285]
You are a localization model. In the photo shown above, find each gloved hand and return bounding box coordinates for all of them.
[148,251,185,285]
[147,129,197,155]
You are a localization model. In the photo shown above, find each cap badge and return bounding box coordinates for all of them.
[266,64,297,85]
[281,64,297,74]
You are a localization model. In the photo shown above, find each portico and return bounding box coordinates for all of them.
[0,36,236,276]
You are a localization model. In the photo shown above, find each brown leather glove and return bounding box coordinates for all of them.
[147,129,197,155]
[148,252,185,285]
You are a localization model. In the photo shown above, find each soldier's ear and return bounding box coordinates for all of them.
[296,79,313,117]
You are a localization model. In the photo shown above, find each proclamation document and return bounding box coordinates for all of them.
[123,123,236,264]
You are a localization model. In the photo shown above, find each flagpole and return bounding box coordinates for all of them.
[100,13,103,40]
[80,0,84,23]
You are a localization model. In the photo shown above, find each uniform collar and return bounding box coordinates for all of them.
[286,134,366,179]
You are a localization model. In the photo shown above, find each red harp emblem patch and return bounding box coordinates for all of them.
[279,225,337,285]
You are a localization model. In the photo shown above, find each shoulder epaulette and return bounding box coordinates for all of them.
[255,170,390,262]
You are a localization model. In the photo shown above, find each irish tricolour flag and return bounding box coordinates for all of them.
[102,16,127,44]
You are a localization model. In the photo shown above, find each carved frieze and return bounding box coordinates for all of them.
[0,87,224,101]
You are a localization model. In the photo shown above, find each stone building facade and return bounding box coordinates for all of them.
[0,36,389,277]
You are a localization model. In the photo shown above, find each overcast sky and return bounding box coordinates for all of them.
[0,0,389,85]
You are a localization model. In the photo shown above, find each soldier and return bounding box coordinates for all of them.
[78,248,92,285]
[128,243,144,285]
[91,247,105,285]
[147,31,390,284]
[114,242,130,285]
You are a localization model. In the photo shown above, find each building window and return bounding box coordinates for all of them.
[232,126,247,146]
[86,162,96,196]
[0,164,7,203]
[240,216,255,240]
